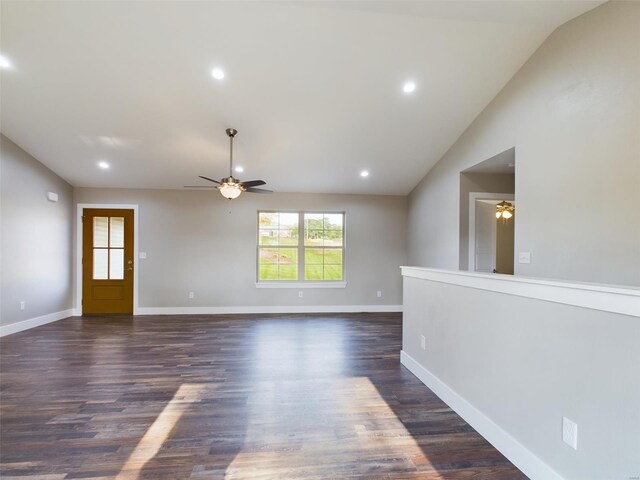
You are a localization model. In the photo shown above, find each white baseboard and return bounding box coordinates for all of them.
[400,350,565,480]
[136,304,403,315]
[0,309,74,337]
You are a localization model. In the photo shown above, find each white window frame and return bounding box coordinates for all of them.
[256,210,347,289]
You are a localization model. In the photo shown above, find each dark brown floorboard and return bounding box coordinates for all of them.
[0,313,528,479]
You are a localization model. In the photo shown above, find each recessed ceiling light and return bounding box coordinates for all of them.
[0,54,11,69]
[234,166,244,173]
[360,170,369,178]
[98,161,110,169]
[403,81,416,94]
[211,68,225,80]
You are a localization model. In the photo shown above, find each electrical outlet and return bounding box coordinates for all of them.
[376,290,382,298]
[420,335,426,350]
[562,417,578,450]
[20,301,26,311]
[298,291,303,298]
[188,292,194,299]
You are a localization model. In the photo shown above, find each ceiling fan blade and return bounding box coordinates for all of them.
[240,180,266,188]
[245,187,273,194]
[184,185,217,188]
[198,175,221,184]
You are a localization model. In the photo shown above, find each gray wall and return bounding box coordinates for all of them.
[458,172,515,270]
[74,188,407,309]
[403,276,640,480]
[0,134,74,326]
[408,1,640,286]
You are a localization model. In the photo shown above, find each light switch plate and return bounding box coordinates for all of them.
[518,252,531,264]
[139,252,147,259]
[562,416,578,450]
[47,192,58,202]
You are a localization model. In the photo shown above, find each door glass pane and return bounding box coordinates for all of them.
[110,217,124,247]
[93,249,108,279]
[93,217,108,247]
[110,249,124,279]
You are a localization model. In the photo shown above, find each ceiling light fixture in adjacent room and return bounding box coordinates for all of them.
[98,161,110,169]
[211,67,225,80]
[403,81,416,94]
[496,201,514,220]
[360,170,369,178]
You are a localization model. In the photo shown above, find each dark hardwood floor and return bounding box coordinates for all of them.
[0,313,527,479]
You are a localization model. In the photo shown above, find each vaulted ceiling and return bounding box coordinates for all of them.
[0,1,602,194]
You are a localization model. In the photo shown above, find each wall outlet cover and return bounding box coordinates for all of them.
[420,335,426,350]
[518,252,531,264]
[47,192,59,202]
[139,252,147,259]
[377,290,382,298]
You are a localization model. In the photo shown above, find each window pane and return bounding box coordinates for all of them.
[279,264,298,280]
[305,264,323,280]
[324,214,343,230]
[324,248,343,264]
[259,264,278,281]
[305,229,324,246]
[259,212,278,228]
[278,248,298,266]
[109,217,124,247]
[304,213,323,230]
[110,249,124,279]
[279,213,298,229]
[259,248,278,265]
[324,229,343,247]
[93,217,108,247]
[259,229,278,245]
[278,229,298,245]
[324,264,343,281]
[305,248,323,265]
[93,249,108,279]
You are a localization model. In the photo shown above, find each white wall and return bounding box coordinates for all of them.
[74,188,407,310]
[408,1,640,287]
[0,134,74,326]
[402,273,640,480]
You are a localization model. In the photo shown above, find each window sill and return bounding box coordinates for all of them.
[255,281,347,289]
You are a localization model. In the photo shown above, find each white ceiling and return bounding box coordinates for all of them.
[0,1,601,195]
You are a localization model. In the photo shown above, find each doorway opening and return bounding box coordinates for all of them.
[459,147,516,274]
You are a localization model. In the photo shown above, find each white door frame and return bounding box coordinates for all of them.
[75,204,139,315]
[468,193,514,272]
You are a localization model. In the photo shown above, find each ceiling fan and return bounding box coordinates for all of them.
[185,128,272,199]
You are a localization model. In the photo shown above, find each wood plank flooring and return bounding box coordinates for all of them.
[0,313,528,479]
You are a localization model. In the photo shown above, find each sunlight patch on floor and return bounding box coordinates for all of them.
[116,383,206,480]
[222,377,440,479]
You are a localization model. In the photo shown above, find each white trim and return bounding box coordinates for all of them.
[400,266,640,317]
[0,309,74,337]
[75,204,139,315]
[400,351,565,480]
[468,192,514,273]
[255,281,347,289]
[136,304,402,315]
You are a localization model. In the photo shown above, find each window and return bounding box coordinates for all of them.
[258,211,344,282]
[93,216,125,280]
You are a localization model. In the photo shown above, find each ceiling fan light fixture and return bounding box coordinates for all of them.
[219,181,243,200]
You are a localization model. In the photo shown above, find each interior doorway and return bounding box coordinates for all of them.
[468,194,515,274]
[82,208,135,314]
